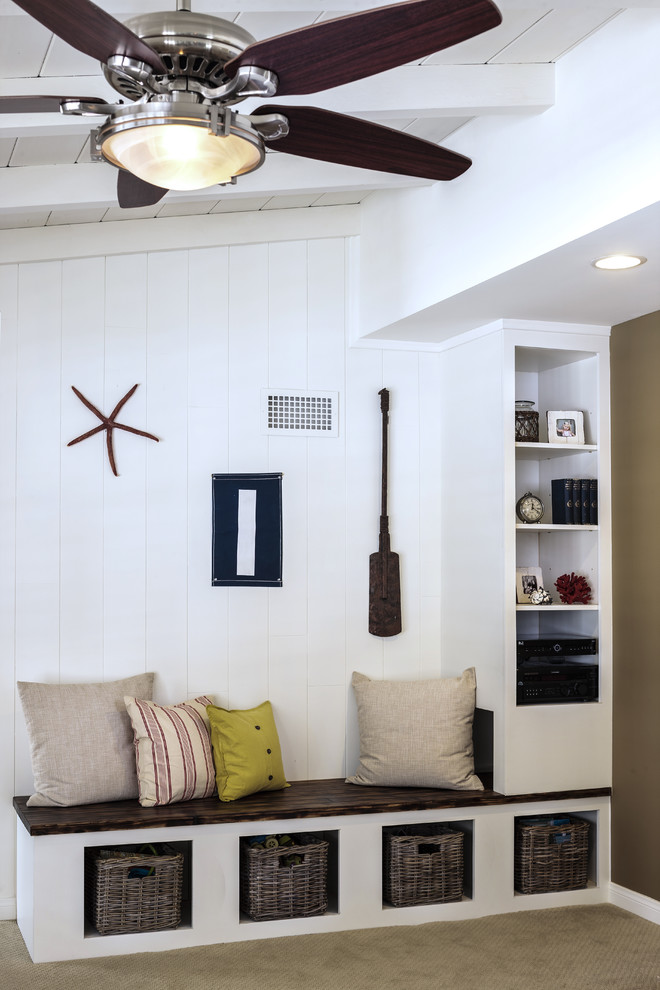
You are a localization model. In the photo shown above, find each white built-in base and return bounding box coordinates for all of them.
[17,796,612,963]
[609,883,660,926]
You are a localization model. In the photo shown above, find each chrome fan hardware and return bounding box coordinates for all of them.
[3,0,502,208]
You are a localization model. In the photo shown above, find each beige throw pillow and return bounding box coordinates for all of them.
[125,695,216,807]
[18,673,155,807]
[347,667,483,791]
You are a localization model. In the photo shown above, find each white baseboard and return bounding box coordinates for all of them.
[0,897,16,921]
[609,883,660,925]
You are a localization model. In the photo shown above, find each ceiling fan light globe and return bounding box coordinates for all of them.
[102,123,263,190]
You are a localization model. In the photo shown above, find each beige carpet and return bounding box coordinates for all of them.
[2,905,659,990]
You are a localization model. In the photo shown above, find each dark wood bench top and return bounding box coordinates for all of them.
[13,777,611,837]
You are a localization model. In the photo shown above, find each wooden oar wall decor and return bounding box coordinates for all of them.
[369,388,402,637]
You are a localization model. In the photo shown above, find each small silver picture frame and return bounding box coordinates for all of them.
[516,566,545,604]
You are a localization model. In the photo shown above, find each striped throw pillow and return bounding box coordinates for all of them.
[125,695,216,807]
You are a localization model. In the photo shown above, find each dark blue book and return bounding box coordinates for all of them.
[589,479,598,524]
[572,479,581,524]
[581,478,591,525]
[551,479,573,524]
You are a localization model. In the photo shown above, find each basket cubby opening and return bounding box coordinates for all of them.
[381,820,474,909]
[83,839,193,938]
[513,810,598,896]
[238,828,339,924]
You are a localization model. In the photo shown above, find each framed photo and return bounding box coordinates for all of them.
[516,566,544,604]
[547,410,584,445]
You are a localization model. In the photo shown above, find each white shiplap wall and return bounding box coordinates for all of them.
[0,234,445,914]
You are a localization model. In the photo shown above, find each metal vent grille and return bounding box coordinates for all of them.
[262,389,339,437]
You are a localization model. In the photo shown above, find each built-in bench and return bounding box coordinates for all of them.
[14,775,611,835]
[14,777,612,964]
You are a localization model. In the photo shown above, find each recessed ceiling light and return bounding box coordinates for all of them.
[592,254,647,270]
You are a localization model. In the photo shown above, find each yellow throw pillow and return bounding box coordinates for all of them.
[207,700,289,802]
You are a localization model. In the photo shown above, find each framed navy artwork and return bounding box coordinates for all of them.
[212,473,283,587]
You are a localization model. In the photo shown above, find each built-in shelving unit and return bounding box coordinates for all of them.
[439,320,612,797]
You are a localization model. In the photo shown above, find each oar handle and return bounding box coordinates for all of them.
[378,388,391,597]
[379,388,390,519]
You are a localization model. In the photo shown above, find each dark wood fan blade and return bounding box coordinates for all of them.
[225,0,501,96]
[116,170,168,209]
[254,105,471,180]
[12,0,166,73]
[0,95,107,114]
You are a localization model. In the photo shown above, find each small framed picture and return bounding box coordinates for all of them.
[516,566,544,604]
[546,410,584,445]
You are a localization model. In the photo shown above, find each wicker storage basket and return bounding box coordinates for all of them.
[514,816,590,894]
[85,846,184,935]
[383,825,464,907]
[240,836,329,921]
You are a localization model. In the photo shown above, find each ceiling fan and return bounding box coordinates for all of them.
[1,0,502,208]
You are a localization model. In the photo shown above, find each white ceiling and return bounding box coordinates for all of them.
[368,202,660,342]
[1,1,659,337]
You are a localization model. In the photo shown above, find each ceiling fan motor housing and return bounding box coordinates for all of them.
[102,10,257,99]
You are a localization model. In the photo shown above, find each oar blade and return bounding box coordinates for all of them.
[369,550,402,637]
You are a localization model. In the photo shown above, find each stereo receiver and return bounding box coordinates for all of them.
[516,661,598,705]
[516,636,597,661]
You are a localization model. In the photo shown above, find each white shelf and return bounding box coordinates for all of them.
[515,442,598,459]
[515,604,599,611]
[515,524,598,532]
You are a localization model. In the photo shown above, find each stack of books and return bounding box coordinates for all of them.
[551,478,598,524]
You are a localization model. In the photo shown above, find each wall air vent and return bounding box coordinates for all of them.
[262,389,339,437]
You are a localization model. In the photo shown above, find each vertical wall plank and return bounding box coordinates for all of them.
[60,256,106,683]
[227,243,269,471]
[15,262,62,683]
[267,240,309,641]
[187,246,230,702]
[308,684,346,779]
[145,251,190,704]
[307,240,347,688]
[226,243,270,707]
[268,634,309,781]
[419,353,443,677]
[103,253,149,680]
[267,240,308,389]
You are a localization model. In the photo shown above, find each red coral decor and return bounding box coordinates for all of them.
[554,572,592,605]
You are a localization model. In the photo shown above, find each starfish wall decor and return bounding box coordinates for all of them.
[67,383,159,476]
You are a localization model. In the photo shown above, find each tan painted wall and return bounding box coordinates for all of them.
[610,310,660,901]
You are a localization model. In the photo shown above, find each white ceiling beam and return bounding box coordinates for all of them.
[0,154,427,214]
[275,63,553,117]
[0,63,553,141]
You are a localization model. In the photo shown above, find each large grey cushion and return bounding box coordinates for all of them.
[346,667,483,791]
[18,673,154,807]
